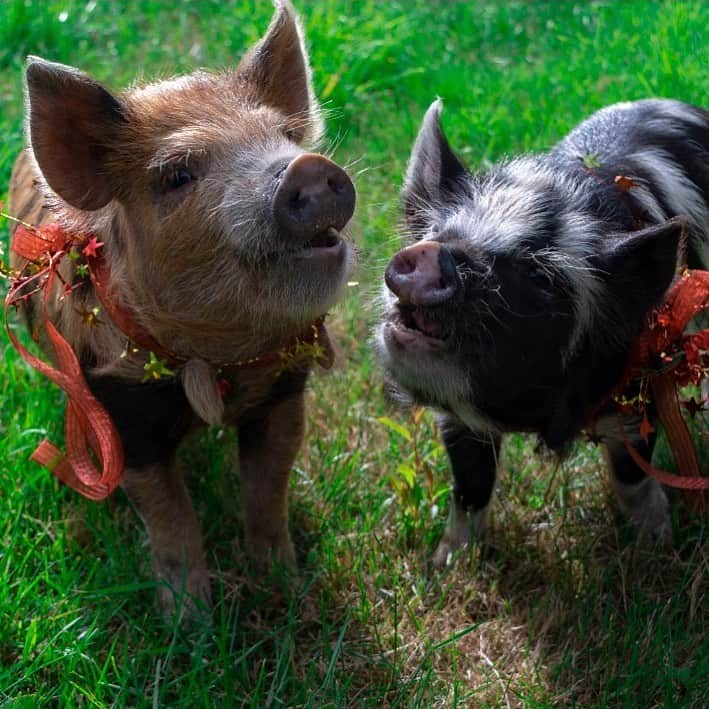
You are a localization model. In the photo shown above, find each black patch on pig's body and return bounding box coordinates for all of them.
[554,101,709,199]
[86,374,195,468]
[85,367,310,468]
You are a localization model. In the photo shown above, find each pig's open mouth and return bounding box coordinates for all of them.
[389,304,450,346]
[263,226,347,263]
[298,226,344,255]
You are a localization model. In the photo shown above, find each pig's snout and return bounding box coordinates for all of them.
[385,242,459,306]
[273,153,355,240]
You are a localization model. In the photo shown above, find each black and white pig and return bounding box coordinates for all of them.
[376,99,708,565]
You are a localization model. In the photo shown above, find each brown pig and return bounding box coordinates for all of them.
[8,0,355,616]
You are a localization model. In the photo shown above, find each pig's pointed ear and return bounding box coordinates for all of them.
[25,56,127,211]
[239,0,323,144]
[402,100,469,225]
[600,218,685,314]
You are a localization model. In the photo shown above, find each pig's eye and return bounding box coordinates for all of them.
[528,265,553,289]
[167,167,194,190]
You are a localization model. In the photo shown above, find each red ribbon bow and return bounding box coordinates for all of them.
[7,224,124,500]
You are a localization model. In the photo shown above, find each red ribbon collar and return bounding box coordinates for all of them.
[88,246,333,372]
[88,249,175,364]
[4,219,333,500]
[590,269,709,511]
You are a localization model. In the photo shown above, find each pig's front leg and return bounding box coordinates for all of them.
[433,414,501,567]
[122,463,211,617]
[237,389,306,569]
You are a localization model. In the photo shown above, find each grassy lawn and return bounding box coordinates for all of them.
[1,0,708,706]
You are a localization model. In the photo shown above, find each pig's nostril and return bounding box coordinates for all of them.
[328,175,346,194]
[291,190,305,209]
[394,253,416,275]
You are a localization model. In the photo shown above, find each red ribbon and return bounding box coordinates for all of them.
[7,225,124,500]
[617,269,709,512]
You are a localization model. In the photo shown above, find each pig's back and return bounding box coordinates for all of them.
[551,99,709,268]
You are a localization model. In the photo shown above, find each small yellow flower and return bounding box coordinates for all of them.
[142,351,175,382]
[79,305,102,327]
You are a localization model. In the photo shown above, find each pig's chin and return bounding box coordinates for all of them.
[256,239,353,323]
[375,314,469,410]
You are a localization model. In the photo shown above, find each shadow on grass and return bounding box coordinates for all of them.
[415,494,708,707]
[134,427,709,707]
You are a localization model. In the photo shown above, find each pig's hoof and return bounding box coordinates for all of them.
[432,501,488,568]
[432,535,469,568]
[245,531,297,572]
[157,564,212,622]
[614,478,672,544]
[432,513,471,569]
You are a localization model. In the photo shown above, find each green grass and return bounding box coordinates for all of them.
[1,0,708,706]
